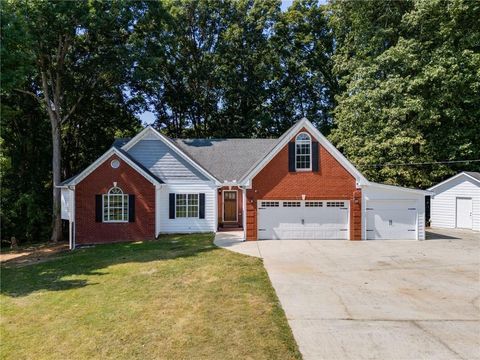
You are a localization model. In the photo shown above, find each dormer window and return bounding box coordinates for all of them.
[295,133,311,170]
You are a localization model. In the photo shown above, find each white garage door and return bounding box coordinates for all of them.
[257,200,349,240]
[366,200,417,240]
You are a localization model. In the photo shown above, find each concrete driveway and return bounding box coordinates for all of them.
[215,229,480,360]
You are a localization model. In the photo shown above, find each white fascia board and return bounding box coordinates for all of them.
[240,118,369,185]
[427,172,480,191]
[65,147,161,187]
[366,182,433,195]
[122,126,221,185]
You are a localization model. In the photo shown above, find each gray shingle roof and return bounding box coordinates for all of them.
[173,138,279,182]
[63,136,281,185]
[59,174,80,186]
[112,138,131,148]
[464,171,480,181]
[60,144,164,186]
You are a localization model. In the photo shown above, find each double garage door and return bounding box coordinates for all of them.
[257,200,349,240]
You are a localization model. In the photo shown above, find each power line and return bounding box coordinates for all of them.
[357,159,480,168]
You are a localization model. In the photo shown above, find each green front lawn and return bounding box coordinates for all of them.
[0,234,300,359]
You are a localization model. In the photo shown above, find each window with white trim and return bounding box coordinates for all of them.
[176,194,199,218]
[326,201,345,207]
[103,187,129,222]
[295,132,311,170]
[283,201,301,207]
[260,201,279,207]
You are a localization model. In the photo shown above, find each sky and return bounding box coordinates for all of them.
[140,110,156,125]
[139,0,325,125]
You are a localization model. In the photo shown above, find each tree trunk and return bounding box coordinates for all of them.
[50,121,62,243]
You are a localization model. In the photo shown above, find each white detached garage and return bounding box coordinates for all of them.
[362,183,430,240]
[428,172,480,232]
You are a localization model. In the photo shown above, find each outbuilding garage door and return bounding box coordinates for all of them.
[366,200,417,240]
[257,200,349,240]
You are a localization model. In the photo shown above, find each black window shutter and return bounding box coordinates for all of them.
[199,193,205,219]
[288,142,296,172]
[312,141,319,172]
[128,195,135,222]
[169,193,175,219]
[95,195,102,222]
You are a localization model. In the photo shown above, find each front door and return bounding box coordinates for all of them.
[456,197,473,229]
[223,191,237,222]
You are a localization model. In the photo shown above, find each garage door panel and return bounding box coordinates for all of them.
[258,200,349,240]
[366,201,417,240]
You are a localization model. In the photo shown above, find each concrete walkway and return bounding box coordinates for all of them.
[215,229,480,360]
[214,231,262,258]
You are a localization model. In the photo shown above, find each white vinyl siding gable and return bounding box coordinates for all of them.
[430,176,480,231]
[128,140,209,182]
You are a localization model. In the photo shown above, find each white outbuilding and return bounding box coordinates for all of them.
[428,171,480,231]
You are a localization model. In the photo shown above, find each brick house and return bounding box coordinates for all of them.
[61,118,430,248]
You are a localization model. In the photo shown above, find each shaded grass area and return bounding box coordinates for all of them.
[0,234,300,359]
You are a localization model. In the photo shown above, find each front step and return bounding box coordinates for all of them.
[223,223,240,228]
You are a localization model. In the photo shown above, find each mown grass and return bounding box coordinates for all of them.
[0,233,300,359]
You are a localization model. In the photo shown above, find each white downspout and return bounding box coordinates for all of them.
[242,187,247,241]
[215,186,219,231]
[69,186,76,250]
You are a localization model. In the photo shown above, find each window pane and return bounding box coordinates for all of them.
[296,133,310,141]
[176,194,186,206]
[188,194,198,205]
[103,188,128,222]
[110,187,123,195]
[176,205,186,218]
[188,205,198,217]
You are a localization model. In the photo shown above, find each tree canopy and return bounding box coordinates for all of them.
[329,0,480,187]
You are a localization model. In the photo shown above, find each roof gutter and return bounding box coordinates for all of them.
[364,182,434,195]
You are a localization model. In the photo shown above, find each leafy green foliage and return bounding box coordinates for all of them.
[131,0,336,137]
[329,0,480,187]
[1,93,52,242]
[0,0,143,242]
[269,0,337,135]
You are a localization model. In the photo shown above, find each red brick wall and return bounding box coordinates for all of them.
[246,129,362,240]
[217,186,243,227]
[75,154,156,245]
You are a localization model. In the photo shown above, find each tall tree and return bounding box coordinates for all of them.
[2,0,141,241]
[329,0,480,188]
[267,0,337,136]
[132,0,282,138]
[131,0,222,137]
[0,93,52,243]
[213,0,280,137]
